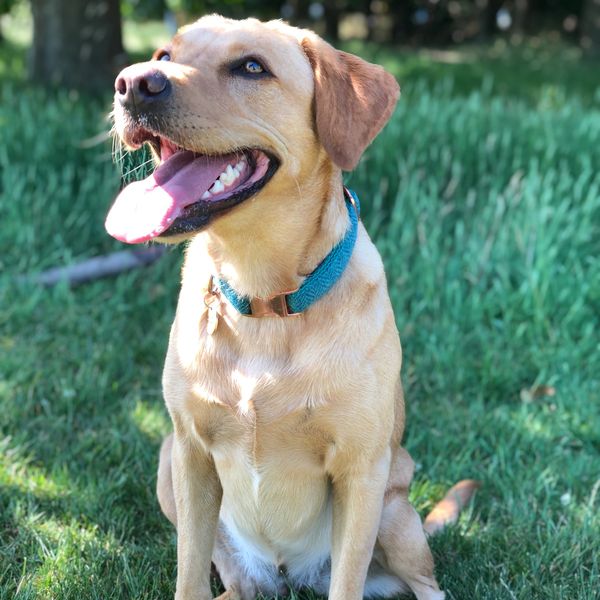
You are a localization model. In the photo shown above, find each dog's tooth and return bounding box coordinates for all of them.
[222,165,241,186]
[201,191,211,199]
[220,167,235,185]
[225,168,240,186]
[208,164,242,194]
[210,180,225,194]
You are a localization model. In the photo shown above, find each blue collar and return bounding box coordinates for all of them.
[214,187,360,317]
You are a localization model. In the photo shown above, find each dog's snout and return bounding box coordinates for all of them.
[115,66,171,109]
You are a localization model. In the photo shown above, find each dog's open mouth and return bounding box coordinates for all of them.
[105,132,279,243]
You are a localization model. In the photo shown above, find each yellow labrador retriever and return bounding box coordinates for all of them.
[106,14,476,600]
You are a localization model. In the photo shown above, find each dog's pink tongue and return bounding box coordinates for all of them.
[105,151,229,244]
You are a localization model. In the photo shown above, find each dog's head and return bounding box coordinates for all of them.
[106,15,399,244]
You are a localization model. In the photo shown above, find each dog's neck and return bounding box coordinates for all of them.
[186,163,349,299]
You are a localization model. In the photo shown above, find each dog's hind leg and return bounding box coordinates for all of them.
[376,447,445,600]
[157,433,178,527]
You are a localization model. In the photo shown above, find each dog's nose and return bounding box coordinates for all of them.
[115,67,170,108]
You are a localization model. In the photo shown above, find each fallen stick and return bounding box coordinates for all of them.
[24,246,166,287]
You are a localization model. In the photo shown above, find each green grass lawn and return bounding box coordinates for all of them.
[1,18,599,600]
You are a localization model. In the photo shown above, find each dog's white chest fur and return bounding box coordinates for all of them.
[218,445,333,591]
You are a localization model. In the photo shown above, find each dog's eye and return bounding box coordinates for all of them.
[231,57,270,78]
[243,60,264,74]
[156,51,171,62]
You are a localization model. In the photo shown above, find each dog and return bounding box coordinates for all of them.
[106,14,477,600]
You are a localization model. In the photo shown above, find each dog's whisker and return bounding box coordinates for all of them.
[122,157,156,178]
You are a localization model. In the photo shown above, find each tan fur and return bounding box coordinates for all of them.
[112,14,473,600]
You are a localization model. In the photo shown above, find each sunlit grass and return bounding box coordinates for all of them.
[131,400,172,442]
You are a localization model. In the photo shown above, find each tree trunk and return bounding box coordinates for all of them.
[581,0,600,55]
[323,0,340,40]
[513,0,529,34]
[30,0,125,91]
[478,0,502,39]
[391,1,413,42]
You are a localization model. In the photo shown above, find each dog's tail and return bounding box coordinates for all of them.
[423,479,480,535]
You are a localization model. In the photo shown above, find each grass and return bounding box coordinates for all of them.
[1,16,599,600]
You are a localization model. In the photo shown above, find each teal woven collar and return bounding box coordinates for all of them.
[214,187,360,317]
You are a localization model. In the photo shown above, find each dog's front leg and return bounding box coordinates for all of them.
[329,446,391,600]
[172,432,222,600]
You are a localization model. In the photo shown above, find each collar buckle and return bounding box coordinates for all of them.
[248,289,300,318]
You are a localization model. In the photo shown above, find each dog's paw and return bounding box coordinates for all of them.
[214,589,241,600]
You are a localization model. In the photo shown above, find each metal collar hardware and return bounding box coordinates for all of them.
[248,289,300,318]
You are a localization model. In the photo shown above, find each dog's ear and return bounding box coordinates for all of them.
[301,35,400,171]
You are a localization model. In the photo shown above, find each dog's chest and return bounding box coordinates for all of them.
[181,319,344,463]
[165,302,368,557]
[190,370,334,477]
[185,349,337,552]
[191,377,335,568]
